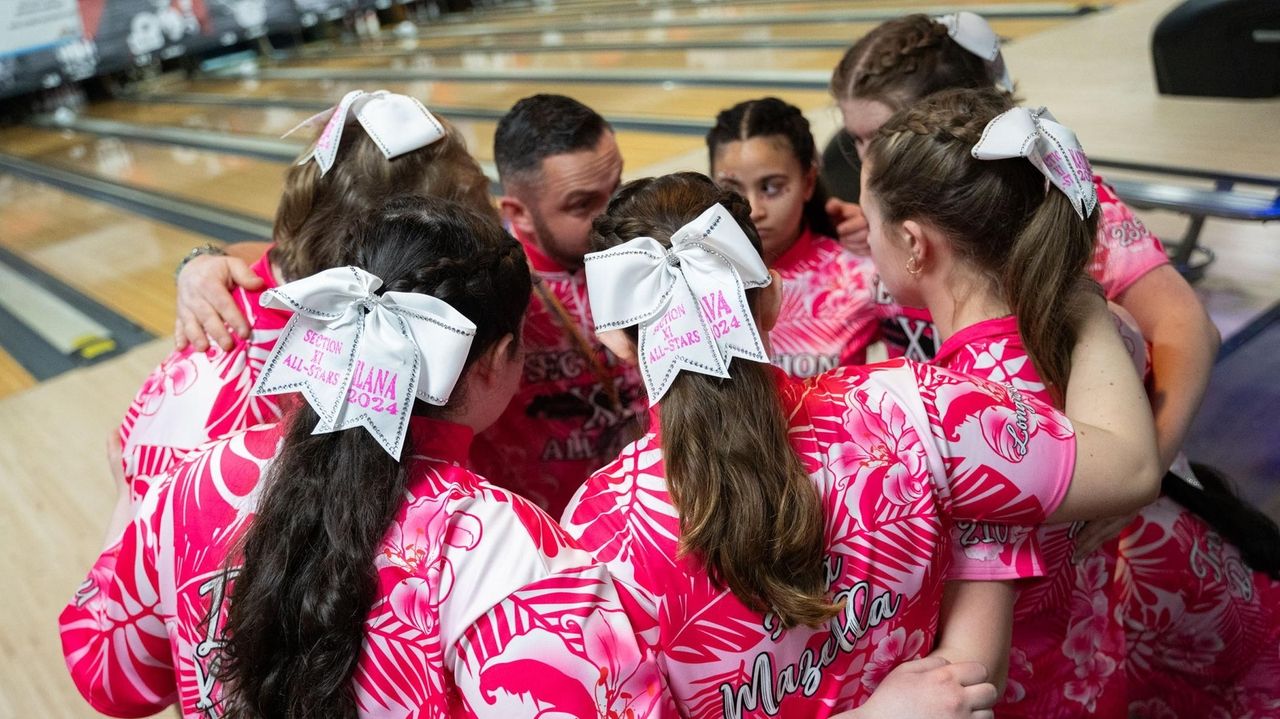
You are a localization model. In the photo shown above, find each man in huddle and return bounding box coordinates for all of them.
[474,94,646,514]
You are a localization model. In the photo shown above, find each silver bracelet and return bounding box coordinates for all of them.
[174,243,228,282]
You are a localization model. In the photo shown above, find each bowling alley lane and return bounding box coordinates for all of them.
[0,172,221,337]
[423,0,1098,29]
[388,0,1084,36]
[0,126,286,221]
[327,16,1066,52]
[79,101,707,175]
[287,46,848,74]
[0,346,36,397]
[280,12,1060,75]
[176,77,833,125]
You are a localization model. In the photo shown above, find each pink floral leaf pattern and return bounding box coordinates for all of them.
[769,234,878,377]
[564,435,680,572]
[933,317,1131,717]
[118,255,287,503]
[563,362,1078,717]
[64,419,667,718]
[662,585,771,665]
[455,570,666,718]
[59,480,178,716]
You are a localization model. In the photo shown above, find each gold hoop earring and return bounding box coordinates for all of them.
[906,256,923,278]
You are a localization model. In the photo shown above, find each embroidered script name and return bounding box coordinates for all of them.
[1004,384,1035,459]
[1189,533,1255,601]
[719,556,904,718]
[193,568,239,718]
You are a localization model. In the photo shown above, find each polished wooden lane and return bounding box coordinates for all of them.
[279,14,1062,74]
[0,127,288,221]
[296,13,1059,61]
[453,0,1115,21]
[0,173,219,338]
[408,0,1094,33]
[176,77,832,123]
[333,16,1066,50]
[82,100,320,139]
[291,46,849,72]
[71,102,708,178]
[0,346,36,397]
[0,338,173,718]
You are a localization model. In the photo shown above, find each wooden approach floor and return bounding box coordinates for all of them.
[0,0,1277,715]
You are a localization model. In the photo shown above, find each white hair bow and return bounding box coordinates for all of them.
[283,89,446,176]
[972,106,1099,219]
[935,11,1014,92]
[583,203,771,403]
[253,266,476,457]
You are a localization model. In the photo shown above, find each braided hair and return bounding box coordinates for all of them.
[591,172,840,629]
[705,96,837,238]
[865,88,1098,401]
[830,14,995,108]
[218,195,531,719]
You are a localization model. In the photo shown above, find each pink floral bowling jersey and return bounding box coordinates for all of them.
[118,253,287,504]
[875,177,1170,361]
[562,360,1077,718]
[769,228,879,377]
[60,417,669,718]
[470,230,647,517]
[932,316,1128,718]
[1119,495,1280,719]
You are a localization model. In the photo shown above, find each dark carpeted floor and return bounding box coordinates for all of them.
[1184,301,1280,521]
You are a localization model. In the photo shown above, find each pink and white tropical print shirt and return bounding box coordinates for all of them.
[769,228,879,377]
[118,253,287,503]
[1119,495,1280,719]
[60,417,670,719]
[933,316,1280,718]
[562,360,1076,718]
[471,230,647,517]
[932,316,1128,718]
[875,176,1169,361]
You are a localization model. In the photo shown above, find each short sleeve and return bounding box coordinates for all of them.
[59,482,178,717]
[913,363,1076,525]
[947,520,1048,581]
[1088,178,1169,299]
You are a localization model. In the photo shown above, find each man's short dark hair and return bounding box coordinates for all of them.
[494,94,612,185]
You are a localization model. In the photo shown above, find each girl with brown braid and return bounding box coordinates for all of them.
[60,195,669,719]
[827,13,1221,486]
[562,171,1163,719]
[831,13,1278,717]
[706,97,879,378]
[861,88,1280,719]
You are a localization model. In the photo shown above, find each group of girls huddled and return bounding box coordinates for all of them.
[59,12,1278,719]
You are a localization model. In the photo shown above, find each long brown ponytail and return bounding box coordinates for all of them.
[590,172,838,628]
[865,89,1099,401]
